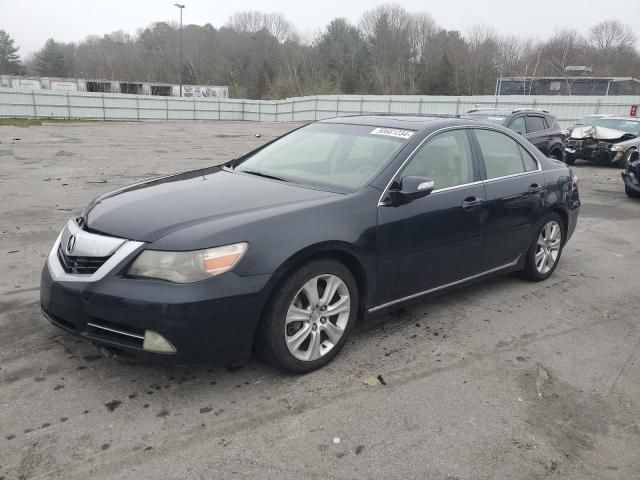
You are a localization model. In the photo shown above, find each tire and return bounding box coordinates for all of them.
[523,213,565,282]
[549,149,563,162]
[617,149,635,169]
[564,155,575,165]
[256,258,358,373]
[625,185,640,198]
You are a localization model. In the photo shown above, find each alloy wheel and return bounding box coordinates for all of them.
[285,274,350,362]
[535,220,562,274]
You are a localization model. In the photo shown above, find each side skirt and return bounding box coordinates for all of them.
[367,256,521,314]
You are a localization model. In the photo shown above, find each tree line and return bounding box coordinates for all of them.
[1,5,638,98]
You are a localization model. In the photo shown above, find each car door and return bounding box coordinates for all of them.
[471,128,545,271]
[376,129,486,305]
[524,115,550,155]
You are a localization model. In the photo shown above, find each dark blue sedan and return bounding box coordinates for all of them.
[41,116,581,372]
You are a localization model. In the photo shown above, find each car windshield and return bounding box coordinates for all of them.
[575,116,600,125]
[234,123,413,190]
[459,112,508,125]
[593,118,640,135]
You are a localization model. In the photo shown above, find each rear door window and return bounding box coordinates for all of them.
[474,129,531,179]
[525,116,547,133]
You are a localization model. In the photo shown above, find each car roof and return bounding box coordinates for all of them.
[463,110,511,116]
[319,115,464,132]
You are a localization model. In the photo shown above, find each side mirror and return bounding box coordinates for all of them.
[388,176,434,204]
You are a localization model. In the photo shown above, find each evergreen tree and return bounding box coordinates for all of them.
[0,30,22,74]
[35,39,66,77]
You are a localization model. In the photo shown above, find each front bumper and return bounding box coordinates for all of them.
[40,224,272,364]
[564,142,623,164]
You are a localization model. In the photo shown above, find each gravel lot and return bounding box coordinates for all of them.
[0,121,639,480]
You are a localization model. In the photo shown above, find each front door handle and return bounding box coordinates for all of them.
[529,183,546,194]
[462,196,484,210]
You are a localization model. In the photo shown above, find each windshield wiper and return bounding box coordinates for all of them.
[238,170,288,182]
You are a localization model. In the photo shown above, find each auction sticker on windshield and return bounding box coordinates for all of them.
[371,128,415,139]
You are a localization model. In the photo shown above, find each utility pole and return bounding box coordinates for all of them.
[174,3,185,96]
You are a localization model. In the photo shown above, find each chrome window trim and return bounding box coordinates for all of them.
[377,125,542,207]
[368,255,521,313]
[47,220,144,283]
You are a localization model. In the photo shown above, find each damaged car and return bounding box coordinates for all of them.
[622,150,640,198]
[565,117,640,167]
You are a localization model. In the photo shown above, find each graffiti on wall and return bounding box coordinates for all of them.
[181,85,229,98]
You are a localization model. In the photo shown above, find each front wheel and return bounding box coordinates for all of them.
[523,214,565,281]
[256,259,358,373]
[625,185,640,198]
[564,155,575,165]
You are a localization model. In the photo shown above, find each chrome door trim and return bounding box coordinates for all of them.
[368,255,521,313]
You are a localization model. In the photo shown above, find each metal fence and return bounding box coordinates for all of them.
[1,88,639,126]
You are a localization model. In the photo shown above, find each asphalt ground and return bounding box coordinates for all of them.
[0,121,638,480]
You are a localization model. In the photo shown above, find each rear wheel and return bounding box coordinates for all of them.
[523,214,565,281]
[256,259,358,373]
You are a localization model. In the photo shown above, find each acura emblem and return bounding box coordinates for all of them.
[65,235,76,255]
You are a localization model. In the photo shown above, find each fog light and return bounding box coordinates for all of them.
[143,330,176,353]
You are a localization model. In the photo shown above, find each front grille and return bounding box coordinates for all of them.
[57,245,110,274]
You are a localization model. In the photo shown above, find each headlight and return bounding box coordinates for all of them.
[127,242,248,283]
[610,145,625,152]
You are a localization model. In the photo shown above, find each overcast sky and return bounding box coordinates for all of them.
[3,0,640,56]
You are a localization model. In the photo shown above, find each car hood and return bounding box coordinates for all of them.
[84,167,339,242]
[570,125,637,143]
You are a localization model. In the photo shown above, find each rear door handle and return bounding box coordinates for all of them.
[462,196,484,210]
[529,183,546,194]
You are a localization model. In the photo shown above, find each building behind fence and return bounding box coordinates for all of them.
[0,75,228,98]
[1,88,639,126]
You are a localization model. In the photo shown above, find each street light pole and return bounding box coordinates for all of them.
[493,65,503,99]
[174,3,185,97]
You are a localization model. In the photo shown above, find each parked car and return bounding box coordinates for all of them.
[567,114,615,135]
[622,149,640,197]
[460,108,566,160]
[41,116,581,372]
[564,117,640,167]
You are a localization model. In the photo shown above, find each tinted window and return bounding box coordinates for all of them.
[509,116,526,133]
[475,129,529,179]
[526,116,547,132]
[402,130,474,190]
